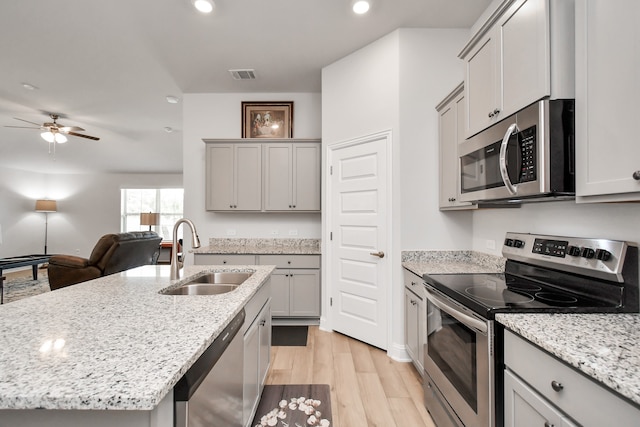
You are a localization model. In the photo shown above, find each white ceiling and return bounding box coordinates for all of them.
[0,0,491,174]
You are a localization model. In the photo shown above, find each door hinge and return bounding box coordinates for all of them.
[330,297,333,306]
[330,231,333,241]
[330,165,333,175]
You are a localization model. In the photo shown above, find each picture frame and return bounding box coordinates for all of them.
[242,101,293,138]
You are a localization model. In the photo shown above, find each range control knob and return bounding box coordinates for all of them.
[567,246,581,256]
[581,247,595,259]
[595,249,612,261]
[504,238,514,247]
[513,239,524,248]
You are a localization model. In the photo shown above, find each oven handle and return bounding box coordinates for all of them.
[425,288,488,334]
[499,122,519,195]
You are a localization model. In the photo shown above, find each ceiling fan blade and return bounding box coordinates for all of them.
[4,125,42,129]
[60,126,85,132]
[13,117,43,126]
[67,131,100,141]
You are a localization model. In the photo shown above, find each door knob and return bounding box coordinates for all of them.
[370,251,385,258]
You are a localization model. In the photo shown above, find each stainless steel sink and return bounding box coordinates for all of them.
[162,272,251,295]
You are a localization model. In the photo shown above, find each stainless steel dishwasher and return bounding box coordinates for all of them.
[174,309,245,427]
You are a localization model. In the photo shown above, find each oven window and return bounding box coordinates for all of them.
[427,308,477,411]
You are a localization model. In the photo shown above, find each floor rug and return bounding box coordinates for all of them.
[271,326,308,346]
[1,276,50,304]
[252,384,332,427]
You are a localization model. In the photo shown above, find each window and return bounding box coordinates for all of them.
[121,188,184,240]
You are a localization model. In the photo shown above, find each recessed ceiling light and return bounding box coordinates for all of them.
[352,0,370,14]
[166,95,180,104]
[192,0,214,13]
[21,82,38,90]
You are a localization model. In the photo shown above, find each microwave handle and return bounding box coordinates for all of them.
[499,123,519,195]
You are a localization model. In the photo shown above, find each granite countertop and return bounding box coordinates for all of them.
[193,237,321,255]
[496,313,640,407]
[402,250,505,277]
[0,263,274,411]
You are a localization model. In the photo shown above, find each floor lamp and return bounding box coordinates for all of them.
[35,199,57,255]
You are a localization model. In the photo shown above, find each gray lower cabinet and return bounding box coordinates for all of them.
[243,280,271,427]
[259,255,320,318]
[194,253,321,320]
[504,330,640,427]
[403,268,424,375]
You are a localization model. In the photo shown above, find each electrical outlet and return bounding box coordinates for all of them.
[270,230,279,235]
[486,239,496,250]
[226,229,236,236]
[288,229,298,236]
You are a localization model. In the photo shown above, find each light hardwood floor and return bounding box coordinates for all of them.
[267,326,436,427]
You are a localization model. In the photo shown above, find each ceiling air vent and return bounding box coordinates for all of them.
[229,69,257,80]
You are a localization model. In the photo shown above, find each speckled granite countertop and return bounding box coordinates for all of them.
[497,313,640,407]
[402,250,505,277]
[0,264,274,411]
[193,238,321,255]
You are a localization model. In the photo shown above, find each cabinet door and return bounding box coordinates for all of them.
[465,30,501,137]
[206,144,234,211]
[438,85,475,210]
[576,0,640,201]
[404,288,419,363]
[500,0,549,116]
[504,370,578,427]
[243,319,260,426]
[235,144,263,210]
[289,269,320,317]
[292,143,321,211]
[263,143,293,210]
[258,300,272,387]
[270,270,290,317]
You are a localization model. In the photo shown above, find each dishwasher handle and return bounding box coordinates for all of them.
[174,309,245,401]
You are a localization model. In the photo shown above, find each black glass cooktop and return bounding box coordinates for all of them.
[423,271,623,319]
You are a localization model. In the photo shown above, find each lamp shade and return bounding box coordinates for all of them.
[140,212,160,226]
[35,199,57,212]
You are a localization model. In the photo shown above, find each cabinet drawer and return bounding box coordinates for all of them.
[258,254,320,269]
[194,254,257,265]
[504,330,640,427]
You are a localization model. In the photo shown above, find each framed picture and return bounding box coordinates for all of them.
[242,101,293,138]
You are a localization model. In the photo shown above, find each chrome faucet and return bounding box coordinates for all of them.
[170,218,201,280]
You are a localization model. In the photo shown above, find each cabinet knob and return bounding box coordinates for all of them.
[551,380,564,392]
[488,111,494,118]
[289,205,292,208]
[223,260,227,264]
[411,281,416,287]
[544,423,555,427]
[260,320,266,326]
[493,108,501,115]
[633,171,640,180]
[287,260,291,264]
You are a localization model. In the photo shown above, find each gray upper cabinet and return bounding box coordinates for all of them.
[205,139,321,212]
[575,0,640,202]
[459,0,575,138]
[264,141,321,211]
[205,142,262,211]
[437,83,476,210]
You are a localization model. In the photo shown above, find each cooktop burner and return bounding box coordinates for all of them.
[464,286,534,305]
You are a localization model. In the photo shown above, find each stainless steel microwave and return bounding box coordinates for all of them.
[458,99,575,203]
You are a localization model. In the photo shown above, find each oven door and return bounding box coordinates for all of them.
[423,285,493,427]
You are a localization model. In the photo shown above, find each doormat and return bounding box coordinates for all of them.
[252,384,331,427]
[272,326,308,346]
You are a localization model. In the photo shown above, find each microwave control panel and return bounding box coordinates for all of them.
[518,126,536,182]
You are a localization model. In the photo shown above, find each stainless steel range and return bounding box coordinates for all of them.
[421,232,639,427]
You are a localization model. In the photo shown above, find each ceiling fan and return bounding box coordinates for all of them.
[6,113,100,143]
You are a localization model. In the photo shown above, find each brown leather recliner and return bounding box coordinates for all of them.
[48,231,162,290]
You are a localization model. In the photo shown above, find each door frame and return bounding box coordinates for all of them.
[321,130,394,352]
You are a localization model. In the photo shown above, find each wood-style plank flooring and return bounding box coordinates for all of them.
[266,326,436,427]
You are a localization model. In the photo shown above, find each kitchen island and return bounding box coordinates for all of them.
[0,263,274,426]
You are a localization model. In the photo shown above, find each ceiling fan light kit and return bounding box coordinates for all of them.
[41,131,67,144]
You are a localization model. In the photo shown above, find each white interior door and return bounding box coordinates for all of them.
[328,132,389,350]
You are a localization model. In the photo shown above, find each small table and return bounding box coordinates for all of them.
[0,254,51,304]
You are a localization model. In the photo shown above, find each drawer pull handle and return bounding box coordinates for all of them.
[633,171,640,180]
[551,381,563,392]
[544,422,555,427]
